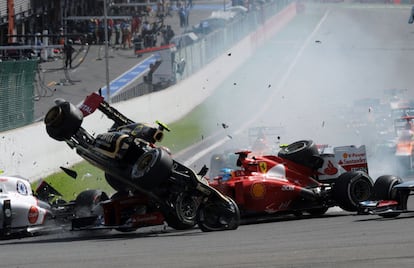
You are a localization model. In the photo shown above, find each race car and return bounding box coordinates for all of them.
[393,115,414,172]
[358,175,412,218]
[208,140,374,218]
[0,175,51,238]
[43,92,240,233]
[0,172,186,239]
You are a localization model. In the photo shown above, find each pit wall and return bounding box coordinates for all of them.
[0,3,298,182]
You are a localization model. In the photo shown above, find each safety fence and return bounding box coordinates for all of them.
[0,60,37,132]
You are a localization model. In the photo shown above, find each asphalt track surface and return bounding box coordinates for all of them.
[4,3,414,268]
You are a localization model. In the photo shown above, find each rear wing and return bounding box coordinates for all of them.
[317,145,368,181]
[334,145,368,174]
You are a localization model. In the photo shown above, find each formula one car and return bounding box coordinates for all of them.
[44,92,240,233]
[0,176,52,238]
[393,115,414,172]
[209,140,374,218]
[359,175,414,218]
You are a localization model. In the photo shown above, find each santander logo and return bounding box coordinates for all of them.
[323,160,338,175]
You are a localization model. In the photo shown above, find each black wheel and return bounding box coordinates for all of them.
[373,175,403,200]
[74,189,109,217]
[44,100,83,141]
[197,197,240,232]
[373,175,403,218]
[307,207,329,216]
[278,140,323,170]
[332,171,374,212]
[164,193,198,230]
[131,148,173,189]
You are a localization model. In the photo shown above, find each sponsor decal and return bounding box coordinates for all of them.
[16,181,28,195]
[323,160,338,175]
[28,206,39,224]
[80,93,104,116]
[251,183,266,199]
[259,162,267,173]
[335,146,367,170]
[281,185,294,191]
[278,200,291,210]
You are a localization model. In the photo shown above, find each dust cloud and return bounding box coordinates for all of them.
[189,5,414,180]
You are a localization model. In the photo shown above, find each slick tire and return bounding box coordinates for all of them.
[373,175,403,201]
[332,171,373,212]
[374,176,402,218]
[44,100,83,141]
[164,214,196,230]
[197,197,240,232]
[277,140,323,170]
[131,148,173,189]
[75,189,109,218]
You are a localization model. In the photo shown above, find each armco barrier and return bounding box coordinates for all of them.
[0,3,298,182]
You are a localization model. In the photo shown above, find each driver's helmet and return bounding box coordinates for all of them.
[219,168,233,181]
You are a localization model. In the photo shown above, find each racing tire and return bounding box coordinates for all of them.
[165,193,198,230]
[373,175,403,201]
[373,175,403,218]
[131,148,173,189]
[74,189,109,218]
[44,100,83,141]
[164,214,196,231]
[278,140,323,170]
[197,197,240,232]
[332,171,373,212]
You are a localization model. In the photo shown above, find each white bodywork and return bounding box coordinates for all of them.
[0,176,50,236]
[317,145,368,181]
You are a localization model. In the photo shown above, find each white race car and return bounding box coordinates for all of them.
[0,175,51,238]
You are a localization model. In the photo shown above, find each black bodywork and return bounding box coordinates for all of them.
[44,92,240,232]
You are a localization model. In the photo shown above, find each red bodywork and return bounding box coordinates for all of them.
[395,116,414,157]
[101,195,165,228]
[209,151,326,215]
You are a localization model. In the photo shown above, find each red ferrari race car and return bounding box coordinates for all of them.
[208,140,374,218]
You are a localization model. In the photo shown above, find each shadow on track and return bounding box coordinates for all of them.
[0,226,204,245]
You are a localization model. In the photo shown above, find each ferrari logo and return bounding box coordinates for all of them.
[259,162,267,173]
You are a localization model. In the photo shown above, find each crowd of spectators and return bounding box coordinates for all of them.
[59,0,197,50]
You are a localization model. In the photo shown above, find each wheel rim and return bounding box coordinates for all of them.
[351,179,372,201]
[138,154,153,169]
[44,106,62,126]
[176,194,198,224]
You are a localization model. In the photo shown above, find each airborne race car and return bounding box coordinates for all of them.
[208,140,375,218]
[43,92,240,233]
